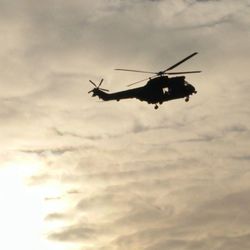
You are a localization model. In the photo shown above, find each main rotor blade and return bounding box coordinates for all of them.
[163,52,198,72]
[127,77,150,87]
[115,69,156,74]
[89,80,97,87]
[166,70,202,75]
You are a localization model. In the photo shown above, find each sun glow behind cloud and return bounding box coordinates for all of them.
[0,156,71,250]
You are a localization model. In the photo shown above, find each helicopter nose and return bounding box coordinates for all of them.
[192,86,197,94]
[189,85,197,94]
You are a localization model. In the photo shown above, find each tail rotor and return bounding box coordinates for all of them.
[88,78,109,94]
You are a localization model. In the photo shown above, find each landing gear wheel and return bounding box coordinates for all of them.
[154,105,159,110]
[185,97,189,102]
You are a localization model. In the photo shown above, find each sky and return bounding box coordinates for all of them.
[0,0,250,249]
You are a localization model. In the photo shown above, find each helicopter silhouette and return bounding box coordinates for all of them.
[88,52,201,109]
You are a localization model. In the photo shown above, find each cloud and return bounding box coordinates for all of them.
[1,1,250,250]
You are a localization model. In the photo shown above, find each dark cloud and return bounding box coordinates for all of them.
[49,225,96,242]
[45,212,69,221]
[196,0,220,2]
[45,196,62,201]
[233,155,250,161]
[19,146,80,156]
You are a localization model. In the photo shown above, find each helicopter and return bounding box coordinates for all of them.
[88,52,201,109]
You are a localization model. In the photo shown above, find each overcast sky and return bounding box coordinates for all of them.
[0,0,250,250]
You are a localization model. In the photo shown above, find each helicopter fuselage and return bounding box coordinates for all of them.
[91,75,197,109]
[138,76,196,104]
